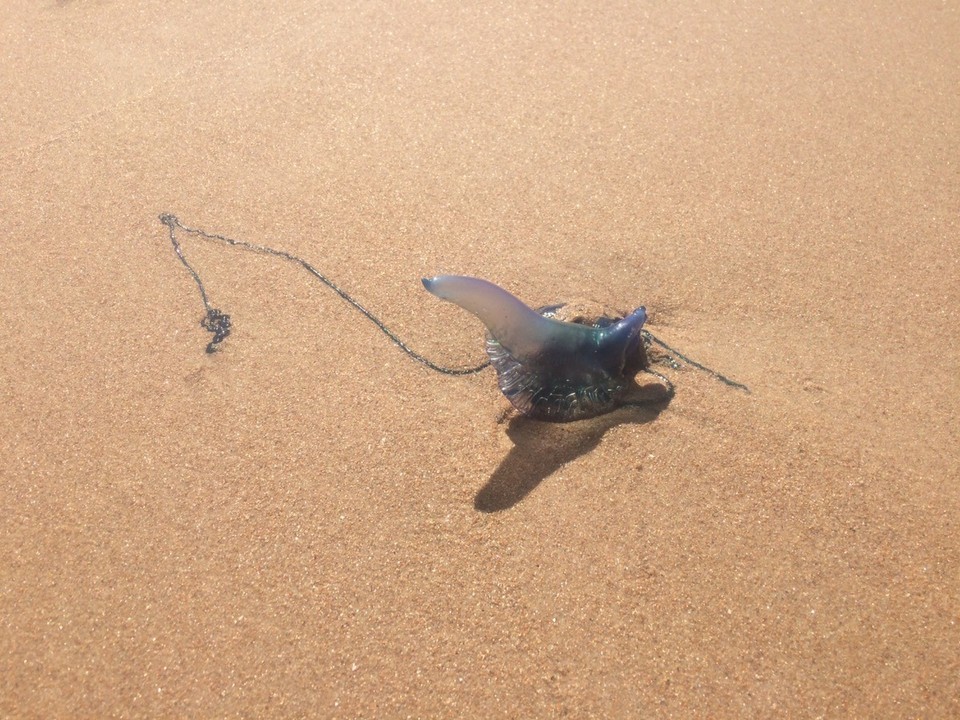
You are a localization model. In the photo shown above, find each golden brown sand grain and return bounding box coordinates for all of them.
[2,1,958,717]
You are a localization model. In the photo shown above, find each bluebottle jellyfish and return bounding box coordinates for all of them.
[161,214,747,423]
[422,275,656,421]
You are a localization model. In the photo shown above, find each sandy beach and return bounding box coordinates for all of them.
[2,1,958,717]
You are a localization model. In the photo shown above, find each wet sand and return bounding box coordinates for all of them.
[2,1,958,717]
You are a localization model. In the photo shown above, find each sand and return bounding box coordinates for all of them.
[2,1,958,717]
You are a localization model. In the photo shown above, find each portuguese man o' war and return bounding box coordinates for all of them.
[161,214,747,424]
[422,275,657,422]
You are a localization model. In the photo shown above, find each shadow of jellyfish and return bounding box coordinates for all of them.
[475,380,671,512]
